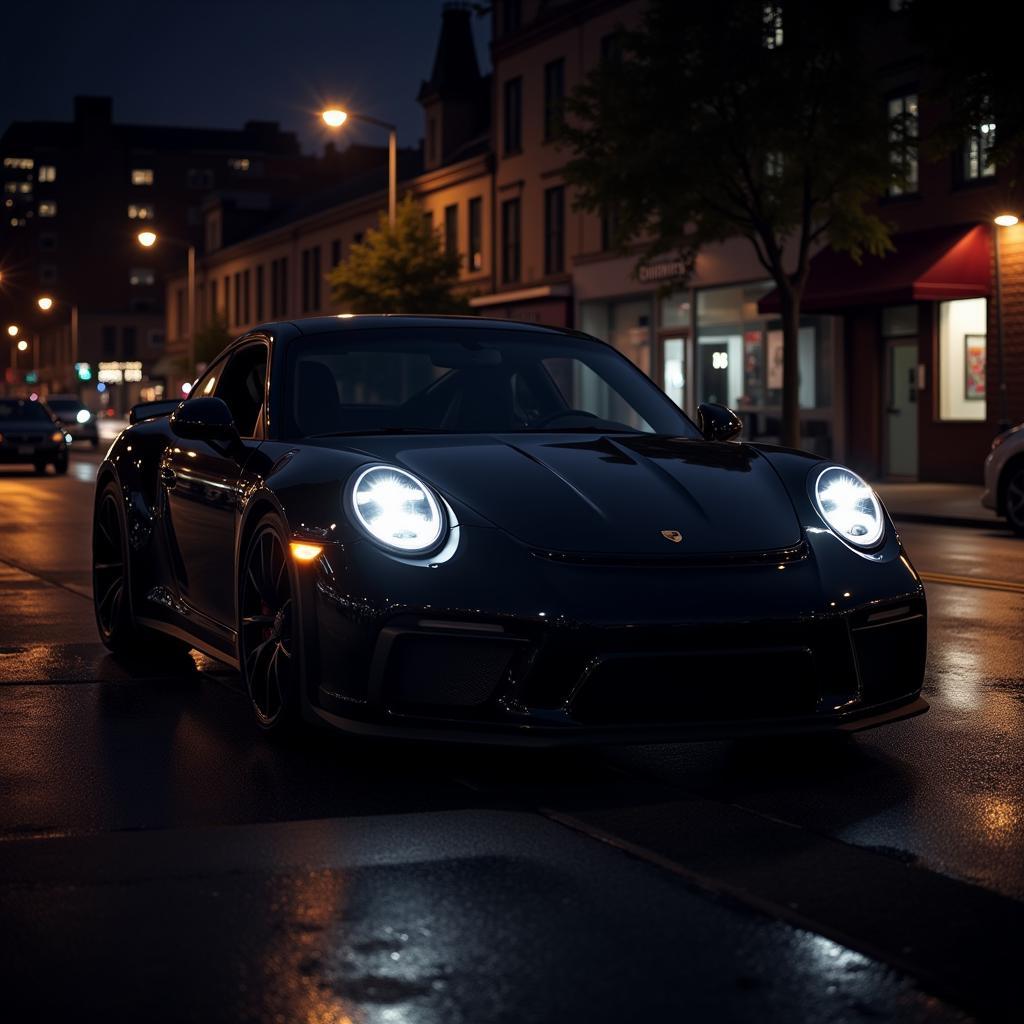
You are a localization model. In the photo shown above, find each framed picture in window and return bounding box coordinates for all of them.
[965,334,986,400]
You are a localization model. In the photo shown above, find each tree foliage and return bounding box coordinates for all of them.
[561,0,906,447]
[327,194,471,314]
[194,313,231,369]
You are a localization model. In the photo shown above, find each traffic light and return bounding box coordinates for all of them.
[75,362,92,381]
[23,371,38,384]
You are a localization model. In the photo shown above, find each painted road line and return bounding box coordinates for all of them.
[918,570,1024,595]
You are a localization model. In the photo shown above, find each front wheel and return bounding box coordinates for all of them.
[239,515,300,732]
[1005,465,1024,536]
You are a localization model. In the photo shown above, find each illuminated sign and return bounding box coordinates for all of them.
[98,361,143,384]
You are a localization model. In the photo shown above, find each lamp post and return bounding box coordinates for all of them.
[138,230,196,380]
[36,295,78,387]
[993,213,1018,433]
[321,108,397,226]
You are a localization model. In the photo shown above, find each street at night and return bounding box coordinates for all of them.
[0,439,1021,1020]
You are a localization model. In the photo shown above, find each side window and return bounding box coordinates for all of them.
[215,343,268,438]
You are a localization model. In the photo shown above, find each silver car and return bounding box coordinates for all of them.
[982,423,1024,534]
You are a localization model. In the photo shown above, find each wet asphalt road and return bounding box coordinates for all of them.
[0,442,1021,1022]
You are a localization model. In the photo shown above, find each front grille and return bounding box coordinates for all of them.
[852,613,926,705]
[571,647,819,724]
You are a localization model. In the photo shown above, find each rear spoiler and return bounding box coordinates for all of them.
[129,399,182,425]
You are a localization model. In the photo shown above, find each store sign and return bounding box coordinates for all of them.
[98,361,143,384]
[637,259,687,284]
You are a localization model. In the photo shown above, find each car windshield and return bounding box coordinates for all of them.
[0,399,52,423]
[284,327,699,440]
[47,399,82,413]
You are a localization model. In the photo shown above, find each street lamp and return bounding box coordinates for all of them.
[993,213,1018,432]
[6,324,18,337]
[137,230,196,381]
[17,339,28,352]
[36,295,79,376]
[321,107,397,226]
[37,296,54,312]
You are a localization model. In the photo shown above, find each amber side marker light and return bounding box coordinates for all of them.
[290,542,324,562]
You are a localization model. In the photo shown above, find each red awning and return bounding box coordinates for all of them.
[758,223,991,314]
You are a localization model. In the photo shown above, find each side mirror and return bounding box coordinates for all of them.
[170,396,239,444]
[697,402,743,442]
[130,399,182,425]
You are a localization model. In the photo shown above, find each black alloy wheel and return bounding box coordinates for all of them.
[93,485,129,646]
[1006,465,1024,536]
[240,517,298,730]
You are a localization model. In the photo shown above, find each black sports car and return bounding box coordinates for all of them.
[92,316,927,743]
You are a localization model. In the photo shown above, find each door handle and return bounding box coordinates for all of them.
[160,467,177,488]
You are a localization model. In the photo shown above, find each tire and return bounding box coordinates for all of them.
[239,514,301,733]
[1004,464,1024,536]
[54,455,68,475]
[92,480,190,655]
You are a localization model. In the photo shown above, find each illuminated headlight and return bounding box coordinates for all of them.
[350,465,445,553]
[813,466,885,548]
[50,430,65,443]
[76,408,91,424]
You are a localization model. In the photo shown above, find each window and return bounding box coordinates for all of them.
[3,157,32,169]
[102,326,117,357]
[502,0,521,35]
[234,271,243,324]
[208,280,218,322]
[242,268,251,324]
[123,327,137,358]
[255,265,265,321]
[444,204,459,258]
[38,200,57,217]
[271,257,289,318]
[888,93,919,196]
[301,246,321,312]
[544,185,565,274]
[130,267,155,286]
[39,232,57,252]
[964,120,996,180]
[224,275,232,323]
[939,297,987,421]
[128,203,155,220]
[131,168,154,185]
[38,165,56,183]
[504,77,523,154]
[544,59,565,142]
[469,197,483,271]
[765,151,784,179]
[228,157,251,172]
[423,210,434,232]
[762,4,783,49]
[40,264,57,285]
[331,238,342,267]
[214,343,267,438]
[187,168,214,189]
[502,198,521,283]
[601,32,624,64]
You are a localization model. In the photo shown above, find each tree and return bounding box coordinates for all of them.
[193,313,231,369]
[561,1,906,448]
[327,193,471,314]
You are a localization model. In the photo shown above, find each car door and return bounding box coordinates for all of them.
[162,341,269,633]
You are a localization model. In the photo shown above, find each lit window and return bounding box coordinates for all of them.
[228,157,250,172]
[9,217,26,227]
[130,267,156,286]
[939,297,987,421]
[765,151,784,179]
[38,200,57,218]
[128,204,155,220]
[965,121,996,180]
[762,4,783,49]
[3,157,33,170]
[38,165,56,183]
[131,168,154,185]
[17,182,33,194]
[888,93,919,195]
[3,183,15,194]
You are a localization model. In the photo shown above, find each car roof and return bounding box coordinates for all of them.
[249,314,595,342]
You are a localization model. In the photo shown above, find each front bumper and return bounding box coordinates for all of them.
[306,527,927,745]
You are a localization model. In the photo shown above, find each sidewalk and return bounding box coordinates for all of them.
[872,481,1004,529]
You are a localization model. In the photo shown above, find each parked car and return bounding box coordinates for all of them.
[92,316,927,742]
[0,397,71,474]
[982,423,1024,535]
[45,394,99,447]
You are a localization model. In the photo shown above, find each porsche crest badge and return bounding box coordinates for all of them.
[660,530,683,544]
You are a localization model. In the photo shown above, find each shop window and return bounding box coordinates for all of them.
[662,337,686,408]
[938,297,986,421]
[964,121,996,181]
[579,297,653,377]
[882,304,918,338]
[659,290,690,329]
[888,92,919,195]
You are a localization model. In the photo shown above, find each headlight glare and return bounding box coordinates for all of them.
[76,408,91,423]
[50,430,65,443]
[814,466,884,548]
[350,465,444,553]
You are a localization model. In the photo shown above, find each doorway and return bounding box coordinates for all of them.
[885,339,918,477]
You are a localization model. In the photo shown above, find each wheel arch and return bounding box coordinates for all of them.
[997,452,1024,517]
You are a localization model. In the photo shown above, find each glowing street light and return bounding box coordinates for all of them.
[37,295,53,311]
[6,324,18,337]
[16,339,28,352]
[137,229,157,248]
[994,213,1019,228]
[320,106,397,226]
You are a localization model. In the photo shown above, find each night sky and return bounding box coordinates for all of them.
[1,0,492,153]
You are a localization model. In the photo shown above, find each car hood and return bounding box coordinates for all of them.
[329,433,802,556]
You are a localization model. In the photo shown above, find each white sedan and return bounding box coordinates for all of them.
[983,424,1024,534]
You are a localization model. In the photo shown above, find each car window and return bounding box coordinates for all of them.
[0,399,52,423]
[215,343,267,438]
[47,399,81,413]
[284,327,698,439]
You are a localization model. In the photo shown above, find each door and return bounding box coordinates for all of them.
[163,342,268,630]
[885,340,918,477]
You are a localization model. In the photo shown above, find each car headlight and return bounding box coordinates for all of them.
[76,409,91,424]
[50,430,66,443]
[813,466,885,548]
[350,465,445,553]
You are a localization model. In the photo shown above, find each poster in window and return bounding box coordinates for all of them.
[766,330,784,391]
[965,334,986,400]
